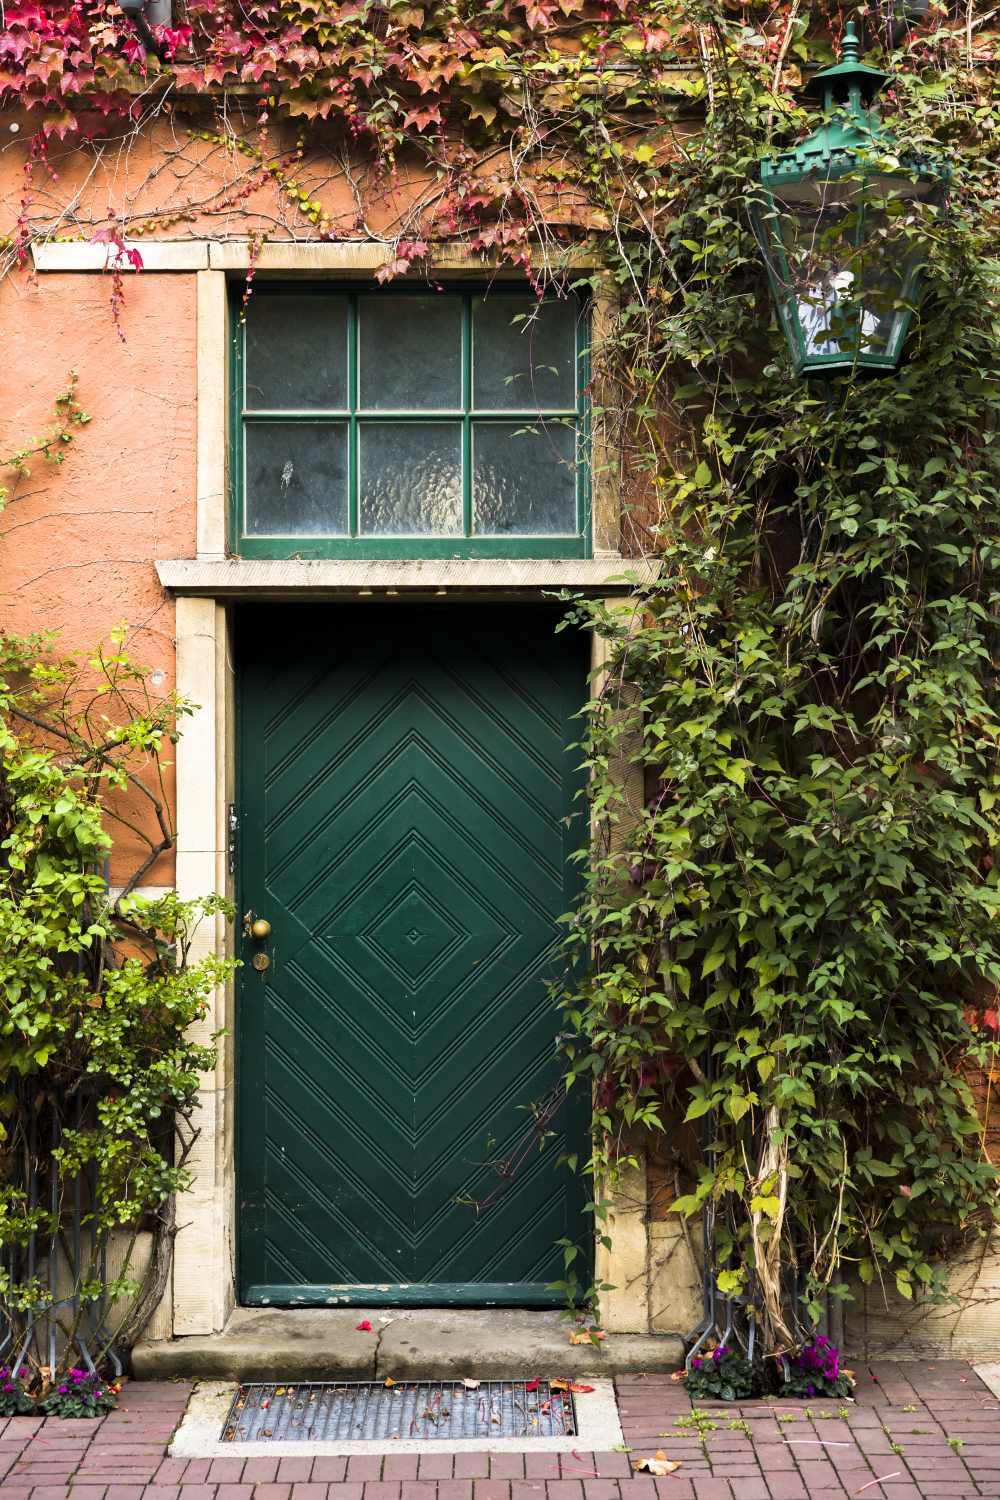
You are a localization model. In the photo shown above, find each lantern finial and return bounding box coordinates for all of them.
[805,22,889,109]
[840,21,861,64]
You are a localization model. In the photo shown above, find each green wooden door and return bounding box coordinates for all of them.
[236,605,588,1305]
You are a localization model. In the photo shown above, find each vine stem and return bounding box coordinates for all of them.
[766,0,801,144]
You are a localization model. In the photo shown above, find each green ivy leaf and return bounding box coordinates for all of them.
[701,949,728,978]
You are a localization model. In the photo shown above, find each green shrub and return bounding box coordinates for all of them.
[0,629,235,1381]
[684,1347,757,1401]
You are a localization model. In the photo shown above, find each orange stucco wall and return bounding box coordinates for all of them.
[0,109,450,246]
[0,267,197,882]
[0,107,607,888]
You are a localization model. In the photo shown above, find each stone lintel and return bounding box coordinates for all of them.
[32,240,210,272]
[32,239,605,274]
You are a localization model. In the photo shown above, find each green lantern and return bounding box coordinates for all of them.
[751,22,947,377]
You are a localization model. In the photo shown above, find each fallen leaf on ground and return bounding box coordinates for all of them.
[631,1455,681,1476]
[670,1369,687,1382]
[550,1381,595,1393]
[461,1378,481,1389]
[569,1330,606,1345]
[356,1320,373,1332]
[384,1376,396,1387]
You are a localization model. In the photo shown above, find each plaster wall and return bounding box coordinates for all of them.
[0,110,428,247]
[0,107,608,262]
[0,268,197,885]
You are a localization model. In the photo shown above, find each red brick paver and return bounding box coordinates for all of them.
[2,1364,998,1499]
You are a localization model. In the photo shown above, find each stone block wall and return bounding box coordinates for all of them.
[598,1150,703,1338]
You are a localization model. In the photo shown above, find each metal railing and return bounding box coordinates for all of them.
[0,1095,123,1381]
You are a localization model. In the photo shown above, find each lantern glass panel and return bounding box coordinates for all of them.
[757,171,937,371]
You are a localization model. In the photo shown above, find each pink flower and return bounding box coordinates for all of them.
[356,1320,373,1332]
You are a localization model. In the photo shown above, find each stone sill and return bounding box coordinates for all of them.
[156,556,657,597]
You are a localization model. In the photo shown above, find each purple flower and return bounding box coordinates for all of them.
[58,1385,68,1395]
[2,1383,13,1393]
[790,1336,844,1391]
[691,1357,703,1369]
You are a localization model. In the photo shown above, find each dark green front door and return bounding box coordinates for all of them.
[236,605,588,1305]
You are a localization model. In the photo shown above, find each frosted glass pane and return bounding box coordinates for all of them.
[245,423,348,535]
[473,298,577,410]
[473,422,577,535]
[359,297,462,409]
[360,423,462,535]
[245,296,348,410]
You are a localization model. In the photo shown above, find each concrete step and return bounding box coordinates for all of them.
[133,1307,685,1382]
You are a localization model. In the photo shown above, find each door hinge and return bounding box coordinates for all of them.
[228,802,238,875]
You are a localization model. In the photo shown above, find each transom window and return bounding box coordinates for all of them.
[231,286,590,559]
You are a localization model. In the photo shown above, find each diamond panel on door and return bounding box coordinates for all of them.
[236,605,588,1304]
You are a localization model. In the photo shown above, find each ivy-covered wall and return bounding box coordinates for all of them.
[2,0,999,1362]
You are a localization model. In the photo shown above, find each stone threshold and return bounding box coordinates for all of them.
[168,1377,625,1458]
[133,1307,684,1383]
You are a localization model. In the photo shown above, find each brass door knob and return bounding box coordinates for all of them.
[250,918,272,940]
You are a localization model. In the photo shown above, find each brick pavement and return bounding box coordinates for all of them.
[1,1363,998,1500]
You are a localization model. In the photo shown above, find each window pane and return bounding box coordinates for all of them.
[473,422,577,535]
[245,423,348,535]
[360,423,462,535]
[245,296,348,410]
[359,297,462,410]
[473,298,577,411]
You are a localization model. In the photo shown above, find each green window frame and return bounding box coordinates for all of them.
[228,283,592,560]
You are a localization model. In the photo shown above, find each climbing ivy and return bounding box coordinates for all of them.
[558,45,1000,1349]
[0,374,88,514]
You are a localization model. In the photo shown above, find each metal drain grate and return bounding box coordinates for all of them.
[221,1380,578,1443]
